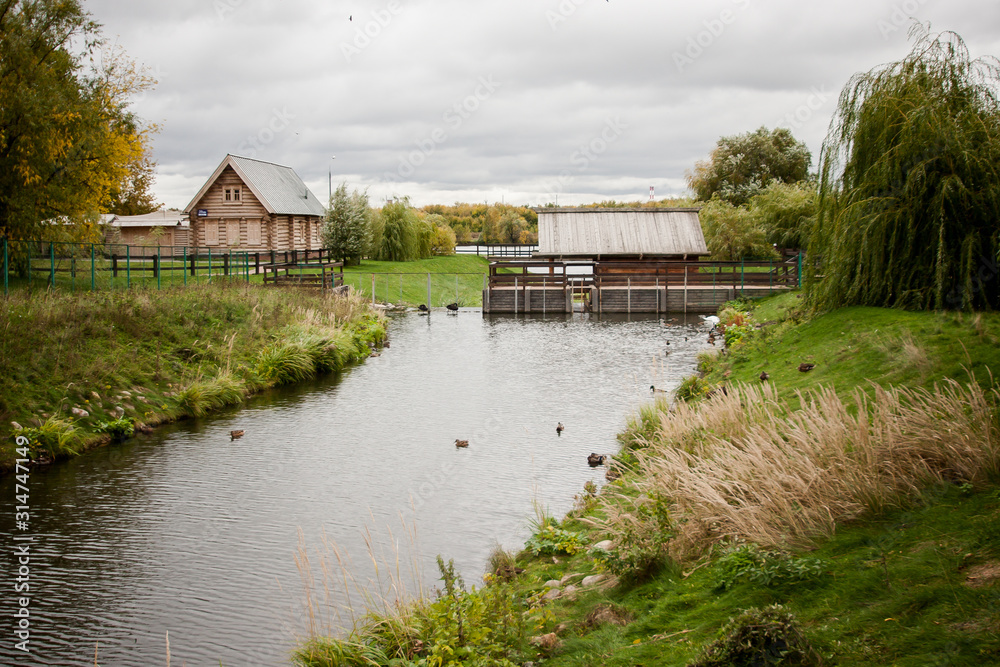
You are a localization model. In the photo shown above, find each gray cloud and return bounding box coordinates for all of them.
[82,0,997,208]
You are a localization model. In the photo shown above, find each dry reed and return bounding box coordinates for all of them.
[596,379,1000,561]
[294,516,425,648]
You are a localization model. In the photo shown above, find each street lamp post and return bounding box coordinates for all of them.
[328,156,336,203]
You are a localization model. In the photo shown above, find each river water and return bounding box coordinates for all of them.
[1,310,709,666]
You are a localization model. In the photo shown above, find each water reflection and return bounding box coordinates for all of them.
[0,310,710,666]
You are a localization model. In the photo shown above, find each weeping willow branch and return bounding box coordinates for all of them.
[808,27,1000,311]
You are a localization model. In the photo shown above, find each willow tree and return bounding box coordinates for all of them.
[375,198,419,261]
[809,28,1000,311]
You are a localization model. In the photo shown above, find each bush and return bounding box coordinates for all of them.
[591,492,675,583]
[525,524,587,557]
[176,374,245,417]
[675,375,713,402]
[95,417,134,442]
[713,543,827,591]
[688,604,820,667]
[18,416,81,460]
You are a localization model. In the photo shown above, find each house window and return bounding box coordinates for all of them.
[247,220,262,246]
[204,220,219,246]
[224,187,242,203]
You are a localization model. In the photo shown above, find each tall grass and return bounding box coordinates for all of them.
[595,379,1000,561]
[293,522,427,666]
[0,284,385,468]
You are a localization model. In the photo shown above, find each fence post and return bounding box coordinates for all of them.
[156,247,161,289]
[208,248,212,282]
[49,243,55,288]
[183,247,188,286]
[3,238,7,296]
[740,259,744,296]
[797,252,802,288]
[126,244,131,289]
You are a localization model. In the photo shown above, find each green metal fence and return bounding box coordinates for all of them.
[0,239,339,295]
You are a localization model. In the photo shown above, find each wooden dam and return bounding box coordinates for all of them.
[482,208,800,314]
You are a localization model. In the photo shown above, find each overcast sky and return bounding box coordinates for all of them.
[82,0,999,210]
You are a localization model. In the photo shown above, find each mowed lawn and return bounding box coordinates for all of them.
[342,255,492,307]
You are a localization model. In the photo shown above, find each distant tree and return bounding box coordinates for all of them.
[749,181,817,250]
[699,199,778,261]
[809,28,1000,311]
[0,3,159,239]
[429,215,456,255]
[481,207,503,244]
[688,127,811,206]
[321,183,370,264]
[499,210,527,244]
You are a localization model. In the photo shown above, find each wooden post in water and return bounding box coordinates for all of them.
[627,277,631,315]
[542,277,546,316]
[514,276,518,314]
[684,264,688,316]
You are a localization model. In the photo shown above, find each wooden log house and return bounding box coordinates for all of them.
[183,154,326,252]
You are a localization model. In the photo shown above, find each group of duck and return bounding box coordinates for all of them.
[417,303,460,313]
[455,421,608,468]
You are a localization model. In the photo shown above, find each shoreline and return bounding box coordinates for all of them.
[0,284,387,474]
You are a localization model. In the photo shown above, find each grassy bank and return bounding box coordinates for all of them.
[0,284,386,471]
[342,255,491,307]
[292,295,1000,666]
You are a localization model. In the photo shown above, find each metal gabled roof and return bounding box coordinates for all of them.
[184,154,325,217]
[535,208,708,257]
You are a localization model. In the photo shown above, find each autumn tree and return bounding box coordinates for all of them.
[688,127,811,206]
[809,28,1000,311]
[0,0,159,240]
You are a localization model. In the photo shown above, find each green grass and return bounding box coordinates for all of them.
[511,484,1000,666]
[0,284,385,470]
[342,255,492,307]
[705,292,1000,402]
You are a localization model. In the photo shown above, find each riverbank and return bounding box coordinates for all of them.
[293,294,1000,666]
[0,284,386,472]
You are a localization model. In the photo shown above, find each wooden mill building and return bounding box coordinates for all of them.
[183,155,325,252]
[484,207,798,314]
